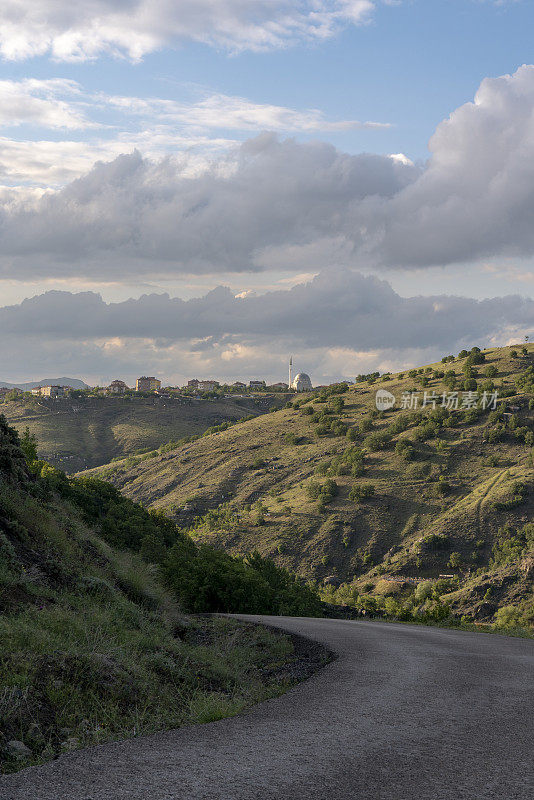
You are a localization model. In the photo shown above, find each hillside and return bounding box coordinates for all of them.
[0,415,326,773]
[83,345,534,628]
[2,393,282,473]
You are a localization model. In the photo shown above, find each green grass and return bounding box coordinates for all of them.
[0,603,297,773]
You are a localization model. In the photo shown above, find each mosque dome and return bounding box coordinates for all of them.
[291,373,312,392]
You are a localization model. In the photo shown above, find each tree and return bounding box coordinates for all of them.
[414,581,434,603]
[20,427,38,464]
[332,397,345,413]
[463,378,477,391]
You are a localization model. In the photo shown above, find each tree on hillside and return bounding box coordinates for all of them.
[20,427,38,464]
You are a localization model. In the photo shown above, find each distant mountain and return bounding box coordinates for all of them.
[0,377,89,390]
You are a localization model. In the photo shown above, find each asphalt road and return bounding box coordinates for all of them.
[2,617,533,800]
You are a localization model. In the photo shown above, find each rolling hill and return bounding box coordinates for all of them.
[83,345,534,627]
[2,393,283,473]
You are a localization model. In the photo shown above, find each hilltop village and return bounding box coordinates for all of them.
[0,370,314,402]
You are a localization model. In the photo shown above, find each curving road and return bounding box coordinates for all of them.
[2,617,533,800]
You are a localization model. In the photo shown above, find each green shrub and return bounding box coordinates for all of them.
[315,461,330,476]
[395,439,415,461]
[414,421,438,442]
[414,581,434,602]
[494,605,525,628]
[164,546,321,616]
[491,522,534,567]
[437,476,452,495]
[308,478,339,505]
[284,433,302,445]
[349,484,375,502]
[448,552,462,568]
[363,431,391,450]
[417,533,450,552]
[387,414,411,435]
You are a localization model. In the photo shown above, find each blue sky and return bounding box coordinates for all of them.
[0,0,533,384]
[2,0,532,161]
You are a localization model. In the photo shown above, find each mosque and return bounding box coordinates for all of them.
[289,356,313,392]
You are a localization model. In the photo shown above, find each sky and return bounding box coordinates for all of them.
[1,0,534,386]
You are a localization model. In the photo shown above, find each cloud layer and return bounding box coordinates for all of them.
[2,66,534,278]
[1,270,532,384]
[0,137,416,277]
[0,0,375,61]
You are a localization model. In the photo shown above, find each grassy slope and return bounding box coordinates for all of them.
[0,418,326,774]
[83,345,534,625]
[2,394,282,473]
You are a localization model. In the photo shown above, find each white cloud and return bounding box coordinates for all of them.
[0,136,417,276]
[2,66,534,281]
[0,79,90,129]
[0,81,388,187]
[104,90,390,133]
[0,133,235,187]
[1,268,532,386]
[377,64,534,267]
[0,1,376,62]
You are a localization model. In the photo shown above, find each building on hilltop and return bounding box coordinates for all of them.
[107,379,129,394]
[270,382,288,390]
[232,381,246,388]
[197,380,220,392]
[288,356,313,392]
[135,377,161,393]
[291,373,313,392]
[249,380,266,389]
[31,385,68,398]
[187,379,199,388]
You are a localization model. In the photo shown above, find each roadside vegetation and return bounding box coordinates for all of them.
[0,416,325,774]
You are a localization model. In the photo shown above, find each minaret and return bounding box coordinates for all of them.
[289,356,293,389]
